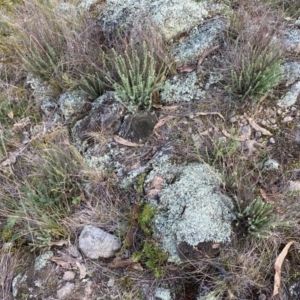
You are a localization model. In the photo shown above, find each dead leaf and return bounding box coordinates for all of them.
[212,244,220,249]
[76,261,87,279]
[190,111,225,121]
[259,188,278,203]
[50,256,76,269]
[222,129,246,141]
[48,239,69,247]
[244,113,272,136]
[147,175,164,198]
[197,45,220,68]
[161,105,180,110]
[12,117,31,131]
[7,111,13,119]
[109,258,134,269]
[0,145,27,167]
[131,262,144,271]
[113,135,142,147]
[273,241,297,297]
[153,116,175,137]
[177,65,196,73]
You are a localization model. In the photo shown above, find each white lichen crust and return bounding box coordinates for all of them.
[147,160,234,263]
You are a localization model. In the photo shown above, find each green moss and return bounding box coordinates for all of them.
[138,203,157,235]
[133,240,168,277]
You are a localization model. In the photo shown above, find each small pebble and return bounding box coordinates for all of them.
[277,108,282,115]
[255,131,262,138]
[269,137,275,144]
[229,116,237,123]
[282,116,293,123]
[63,271,76,281]
[269,118,276,124]
[261,120,267,126]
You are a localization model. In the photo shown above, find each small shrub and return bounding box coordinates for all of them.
[234,197,277,238]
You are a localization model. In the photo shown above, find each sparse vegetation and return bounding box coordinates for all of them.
[1,0,300,299]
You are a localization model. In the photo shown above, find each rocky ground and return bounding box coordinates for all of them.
[1,0,300,299]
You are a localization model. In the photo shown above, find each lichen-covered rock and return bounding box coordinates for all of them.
[160,72,206,104]
[12,251,56,300]
[78,225,121,259]
[281,62,300,86]
[277,81,300,107]
[58,91,87,122]
[171,19,225,67]
[98,0,224,42]
[72,92,124,149]
[149,0,209,41]
[283,28,300,53]
[146,157,234,263]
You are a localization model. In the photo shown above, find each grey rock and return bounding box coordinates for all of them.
[35,251,54,271]
[12,251,56,299]
[171,19,225,67]
[99,0,224,42]
[146,157,234,263]
[155,287,172,300]
[62,271,76,281]
[269,137,276,144]
[160,72,206,104]
[283,29,300,53]
[262,159,280,171]
[58,91,87,122]
[149,0,209,41]
[79,225,121,259]
[255,131,262,139]
[282,116,293,123]
[240,125,251,139]
[277,81,300,107]
[281,62,300,85]
[57,282,75,299]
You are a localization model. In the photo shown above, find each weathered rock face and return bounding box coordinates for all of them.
[145,157,234,263]
[98,0,225,41]
[78,225,121,259]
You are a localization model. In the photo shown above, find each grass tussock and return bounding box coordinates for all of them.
[223,2,284,102]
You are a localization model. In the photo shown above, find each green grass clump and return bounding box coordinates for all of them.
[0,143,85,248]
[225,42,283,102]
[106,40,167,113]
[234,197,277,238]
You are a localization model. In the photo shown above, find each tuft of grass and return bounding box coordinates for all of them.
[0,142,86,248]
[106,40,167,113]
[225,42,283,102]
[234,197,277,238]
[264,0,300,18]
[223,2,284,102]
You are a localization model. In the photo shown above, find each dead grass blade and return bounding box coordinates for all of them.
[197,45,220,68]
[190,111,225,121]
[244,113,272,136]
[273,241,297,297]
[113,135,142,147]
